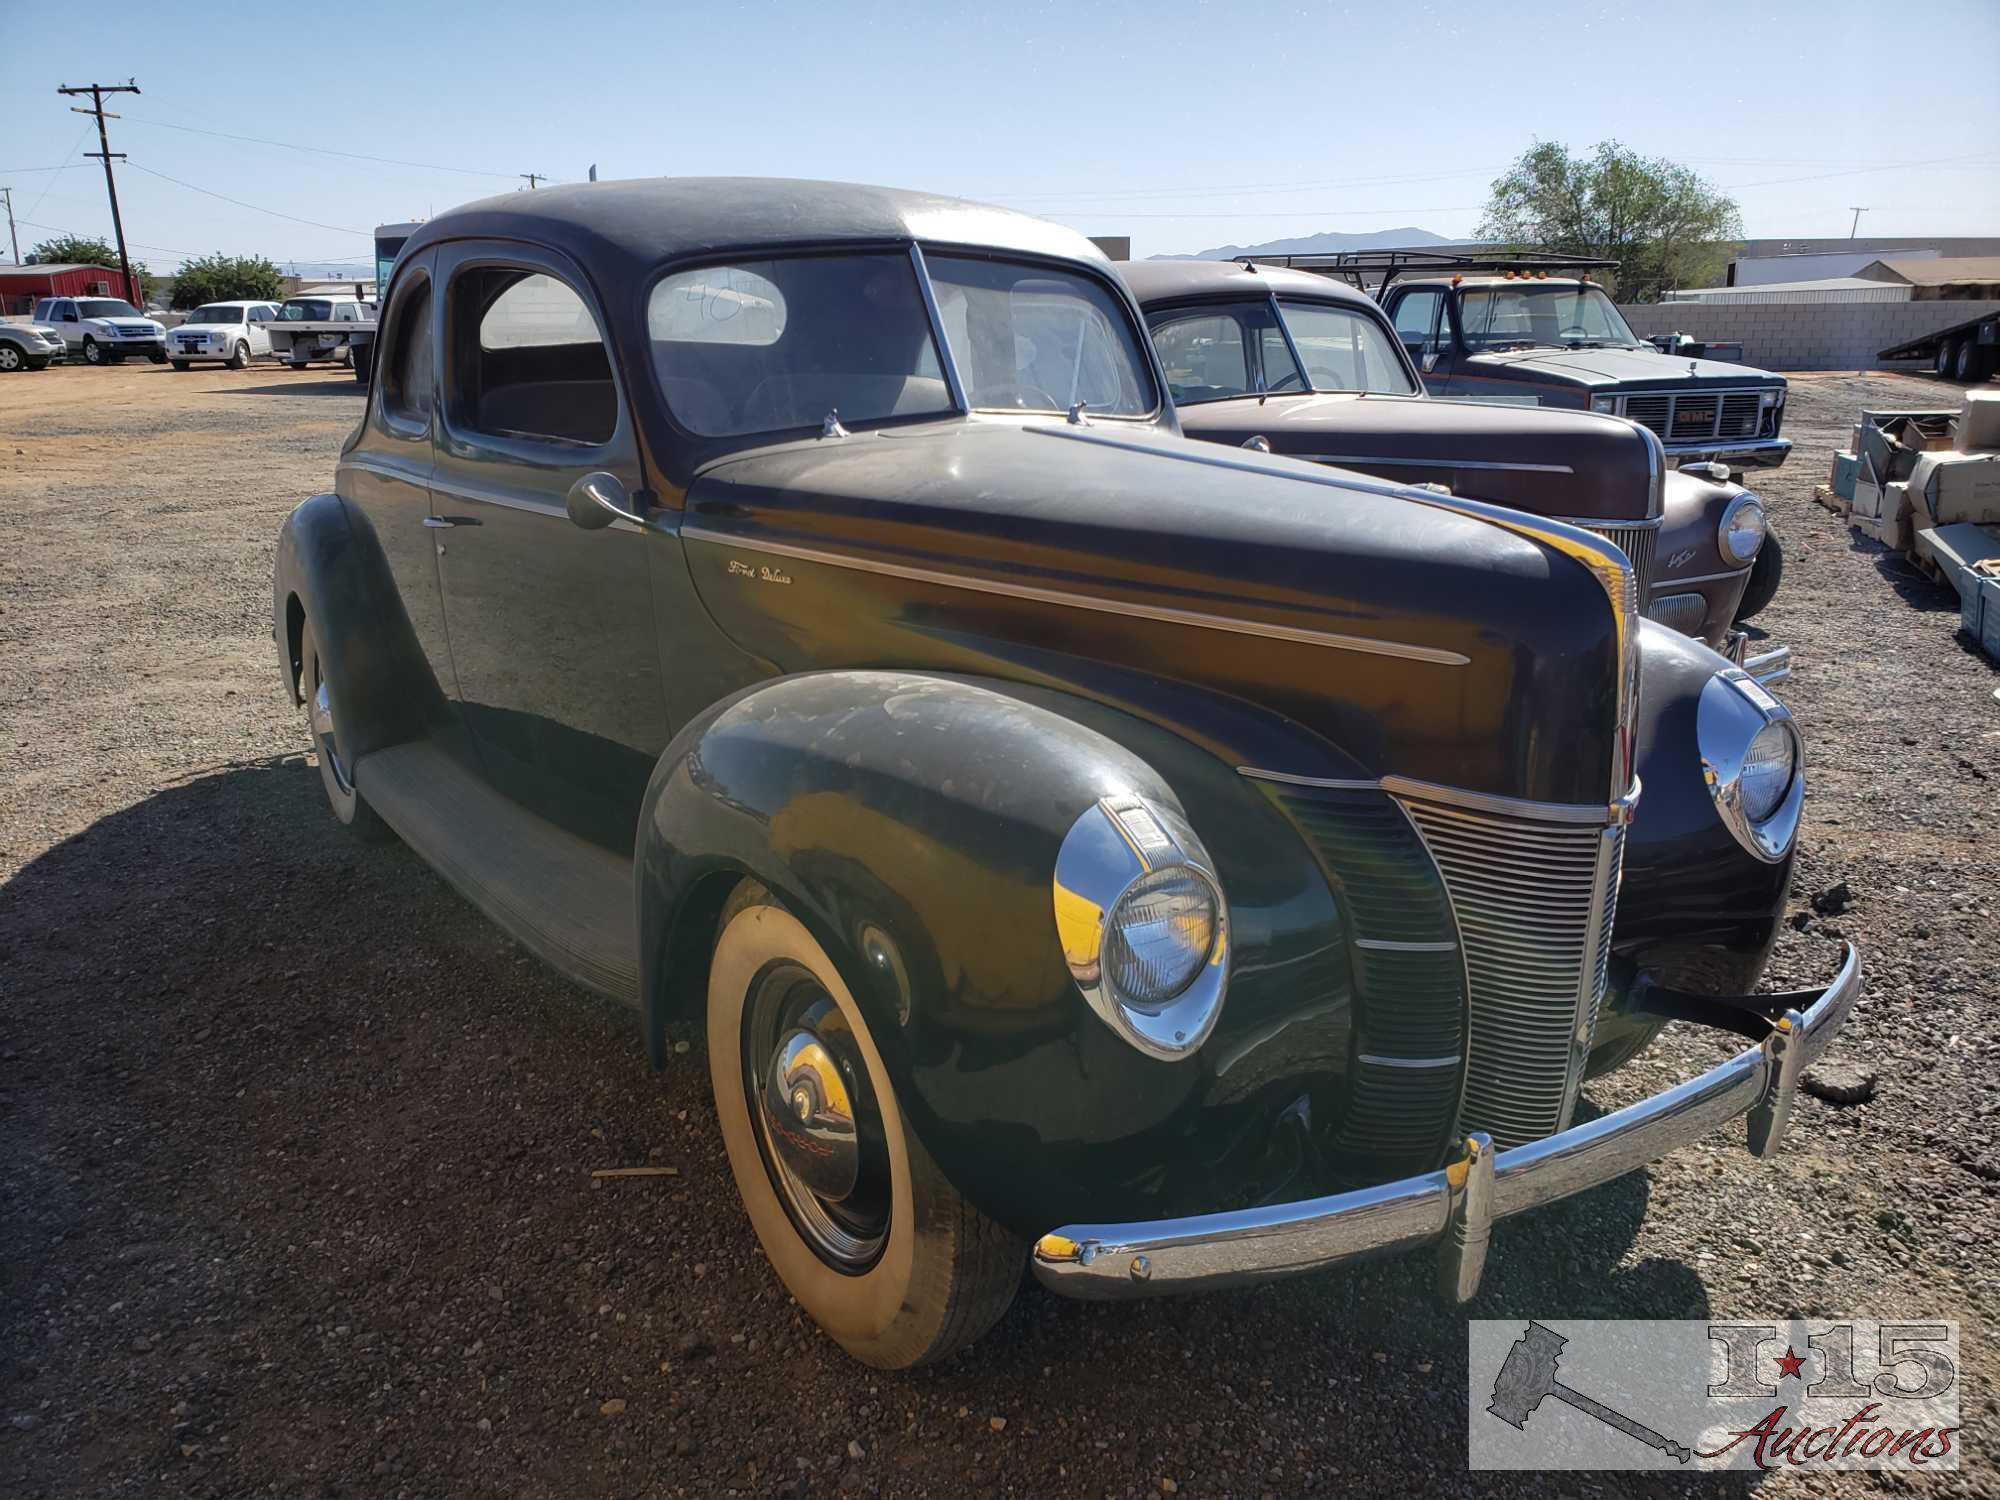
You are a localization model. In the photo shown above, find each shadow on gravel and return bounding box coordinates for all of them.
[220,378,365,399]
[0,759,1754,1494]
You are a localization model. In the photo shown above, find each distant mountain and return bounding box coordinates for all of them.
[1167,227,1476,261]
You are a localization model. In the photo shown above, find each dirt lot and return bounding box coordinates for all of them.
[2,359,1996,1497]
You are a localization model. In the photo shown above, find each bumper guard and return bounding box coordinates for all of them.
[1032,943,1859,1303]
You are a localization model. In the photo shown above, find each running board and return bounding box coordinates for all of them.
[354,740,640,1007]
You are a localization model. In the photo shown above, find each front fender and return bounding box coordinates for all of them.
[636,670,1353,1236]
[1651,471,1753,646]
[1592,622,1795,1068]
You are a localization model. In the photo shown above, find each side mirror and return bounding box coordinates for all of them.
[565,471,640,531]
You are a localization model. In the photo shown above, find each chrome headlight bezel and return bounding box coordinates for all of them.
[1718,490,1767,564]
[1590,394,1619,414]
[1698,669,1803,862]
[1052,793,1229,1060]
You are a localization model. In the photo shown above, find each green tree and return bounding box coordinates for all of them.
[29,234,154,304]
[1477,141,1741,303]
[31,232,117,266]
[169,253,285,309]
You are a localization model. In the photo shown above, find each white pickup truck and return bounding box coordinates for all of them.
[263,292,378,378]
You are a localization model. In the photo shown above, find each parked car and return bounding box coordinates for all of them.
[0,318,68,371]
[31,295,168,365]
[274,178,1859,1370]
[1119,259,1787,648]
[168,300,281,369]
[266,293,376,370]
[1256,251,1793,475]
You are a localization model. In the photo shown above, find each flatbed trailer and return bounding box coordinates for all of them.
[1879,308,1999,383]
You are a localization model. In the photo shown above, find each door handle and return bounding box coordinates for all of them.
[422,516,455,529]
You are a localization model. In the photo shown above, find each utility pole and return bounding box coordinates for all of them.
[57,79,140,303]
[520,172,546,191]
[1,187,19,264]
[1848,206,1869,239]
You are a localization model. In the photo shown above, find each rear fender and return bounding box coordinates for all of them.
[271,492,443,764]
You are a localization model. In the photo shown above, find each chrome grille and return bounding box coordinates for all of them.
[1616,388,1764,446]
[1583,523,1658,601]
[1397,797,1627,1149]
[1647,591,1707,634]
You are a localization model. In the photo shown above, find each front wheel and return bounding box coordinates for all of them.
[0,345,22,373]
[81,336,104,365]
[298,618,391,842]
[1734,528,1784,623]
[228,341,251,370]
[707,891,1024,1369]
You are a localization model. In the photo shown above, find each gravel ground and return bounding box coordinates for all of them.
[2,360,1995,1497]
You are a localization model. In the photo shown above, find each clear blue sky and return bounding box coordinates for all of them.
[4,0,1995,271]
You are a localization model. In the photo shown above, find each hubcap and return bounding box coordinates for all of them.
[0,347,19,371]
[744,964,890,1271]
[309,664,353,794]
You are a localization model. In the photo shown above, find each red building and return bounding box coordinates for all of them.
[0,262,144,315]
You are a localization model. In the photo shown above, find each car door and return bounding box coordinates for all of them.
[1388,288,1455,393]
[337,251,473,764]
[247,304,274,356]
[431,240,669,850]
[48,299,81,350]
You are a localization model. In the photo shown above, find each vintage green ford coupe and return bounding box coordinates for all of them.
[273,178,1859,1368]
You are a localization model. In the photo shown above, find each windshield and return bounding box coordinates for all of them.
[280,300,332,321]
[1149,298,1415,403]
[1456,283,1639,350]
[78,299,141,319]
[1277,301,1417,394]
[647,251,1154,437]
[925,255,1154,417]
[188,304,244,324]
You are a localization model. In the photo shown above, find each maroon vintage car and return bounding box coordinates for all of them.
[1118,259,1786,665]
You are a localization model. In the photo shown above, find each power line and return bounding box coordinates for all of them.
[22,123,91,231]
[15,216,205,260]
[121,160,370,236]
[116,112,521,181]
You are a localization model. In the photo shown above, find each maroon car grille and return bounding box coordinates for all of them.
[1582,523,1657,602]
[1618,388,1764,446]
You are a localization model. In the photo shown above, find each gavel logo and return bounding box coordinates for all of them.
[1488,1321,1693,1464]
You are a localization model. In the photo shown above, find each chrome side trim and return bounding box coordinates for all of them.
[1555,514,1662,531]
[1661,566,1753,586]
[681,527,1472,666]
[1300,453,1575,475]
[1236,766,1641,827]
[1032,945,1860,1301]
[1354,938,1457,953]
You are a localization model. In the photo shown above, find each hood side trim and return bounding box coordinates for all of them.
[680,525,1470,666]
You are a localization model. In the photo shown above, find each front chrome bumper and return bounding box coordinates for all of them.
[1032,943,1860,1303]
[1726,629,1791,685]
[1668,436,1792,471]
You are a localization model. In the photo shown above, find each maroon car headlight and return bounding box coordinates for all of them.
[1719,492,1767,564]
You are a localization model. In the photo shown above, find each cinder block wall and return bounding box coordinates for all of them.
[1615,300,2000,372]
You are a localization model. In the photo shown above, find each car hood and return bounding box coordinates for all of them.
[678,419,1631,806]
[1174,392,1660,522]
[1465,345,1783,390]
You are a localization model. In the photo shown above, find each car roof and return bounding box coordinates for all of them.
[403,176,1110,283]
[1116,258,1383,312]
[191,299,274,308]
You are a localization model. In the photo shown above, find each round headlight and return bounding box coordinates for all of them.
[1738,720,1796,822]
[1697,672,1803,862]
[1105,865,1218,1006]
[1053,794,1231,1059]
[1720,492,1767,563]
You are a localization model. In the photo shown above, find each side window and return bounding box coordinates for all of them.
[449,266,616,446]
[381,280,434,426]
[1150,313,1248,403]
[1391,290,1442,354]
